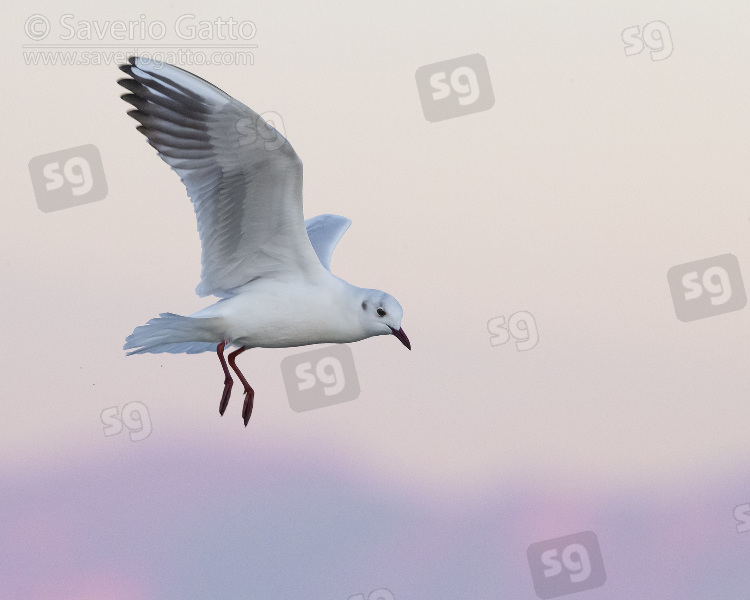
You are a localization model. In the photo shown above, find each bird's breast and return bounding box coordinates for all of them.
[218,279,364,348]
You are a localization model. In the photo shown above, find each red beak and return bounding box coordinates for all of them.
[389,326,411,350]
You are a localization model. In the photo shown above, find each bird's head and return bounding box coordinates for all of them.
[358,290,410,350]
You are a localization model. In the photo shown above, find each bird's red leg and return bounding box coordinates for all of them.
[217,341,233,416]
[228,346,254,426]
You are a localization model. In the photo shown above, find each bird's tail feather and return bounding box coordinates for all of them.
[124,313,223,355]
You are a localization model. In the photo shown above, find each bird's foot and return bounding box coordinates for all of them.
[242,387,255,427]
[219,377,233,416]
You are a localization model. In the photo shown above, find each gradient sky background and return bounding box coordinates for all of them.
[4,0,750,598]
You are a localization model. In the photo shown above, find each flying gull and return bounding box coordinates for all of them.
[119,56,410,426]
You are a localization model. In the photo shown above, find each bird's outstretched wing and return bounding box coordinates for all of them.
[118,56,321,298]
[305,214,351,271]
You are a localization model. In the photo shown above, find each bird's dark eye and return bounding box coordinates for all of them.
[377,308,386,317]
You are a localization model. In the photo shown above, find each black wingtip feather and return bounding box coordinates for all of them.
[126,109,146,123]
[117,78,142,93]
[120,93,140,106]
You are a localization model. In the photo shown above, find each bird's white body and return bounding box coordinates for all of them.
[192,272,377,349]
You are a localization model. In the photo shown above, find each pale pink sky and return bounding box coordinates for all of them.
[3,0,750,597]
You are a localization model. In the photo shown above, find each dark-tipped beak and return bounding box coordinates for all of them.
[389,326,411,350]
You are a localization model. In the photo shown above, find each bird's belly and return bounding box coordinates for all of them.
[234,320,348,348]
[219,287,361,349]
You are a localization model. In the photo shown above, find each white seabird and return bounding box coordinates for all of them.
[119,56,410,426]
